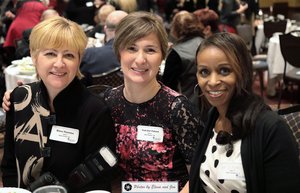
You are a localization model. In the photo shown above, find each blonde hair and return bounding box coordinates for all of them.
[40,9,59,21]
[97,4,116,25]
[118,0,137,13]
[29,17,87,78]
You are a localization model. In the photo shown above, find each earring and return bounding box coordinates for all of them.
[194,84,204,97]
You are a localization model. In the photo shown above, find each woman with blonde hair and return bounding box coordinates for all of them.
[1,17,115,192]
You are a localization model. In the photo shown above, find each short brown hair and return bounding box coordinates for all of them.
[113,11,169,61]
[171,11,204,41]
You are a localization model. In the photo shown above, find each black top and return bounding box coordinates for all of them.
[1,78,115,192]
[189,107,300,193]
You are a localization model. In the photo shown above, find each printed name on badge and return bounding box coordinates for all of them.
[49,125,79,144]
[217,162,245,181]
[137,125,164,143]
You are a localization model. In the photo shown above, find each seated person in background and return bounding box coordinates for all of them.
[110,0,137,13]
[181,32,300,193]
[193,8,220,38]
[162,11,204,108]
[80,10,128,76]
[86,4,116,38]
[2,0,47,64]
[93,0,107,23]
[15,9,59,59]
[1,17,115,192]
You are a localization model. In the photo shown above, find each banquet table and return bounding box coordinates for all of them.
[265,28,300,96]
[4,64,37,91]
[255,19,299,54]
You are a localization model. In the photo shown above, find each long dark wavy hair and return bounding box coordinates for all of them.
[196,32,271,140]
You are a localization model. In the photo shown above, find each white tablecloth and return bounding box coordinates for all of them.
[255,19,299,54]
[4,64,37,91]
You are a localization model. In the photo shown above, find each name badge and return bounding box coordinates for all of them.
[49,125,79,144]
[86,1,93,7]
[137,125,164,143]
[217,162,245,180]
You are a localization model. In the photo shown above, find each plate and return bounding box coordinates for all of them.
[85,190,110,193]
[0,187,31,193]
[11,57,33,66]
[19,69,36,75]
[18,65,36,75]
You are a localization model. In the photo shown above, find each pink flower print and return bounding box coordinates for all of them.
[151,143,167,153]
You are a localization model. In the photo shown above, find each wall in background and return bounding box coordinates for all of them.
[260,0,300,8]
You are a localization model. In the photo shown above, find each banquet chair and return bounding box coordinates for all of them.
[263,20,287,39]
[91,67,124,87]
[87,84,112,97]
[277,30,300,108]
[236,24,268,97]
[272,2,289,19]
[277,104,300,159]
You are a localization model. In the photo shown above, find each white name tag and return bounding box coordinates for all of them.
[137,125,164,143]
[49,125,79,144]
[86,1,93,7]
[218,162,245,180]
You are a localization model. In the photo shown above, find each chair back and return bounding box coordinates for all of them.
[91,67,124,87]
[273,2,289,19]
[263,20,287,39]
[277,104,300,159]
[277,31,300,108]
[87,84,112,97]
[279,30,300,68]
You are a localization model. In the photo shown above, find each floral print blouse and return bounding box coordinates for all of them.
[104,83,202,189]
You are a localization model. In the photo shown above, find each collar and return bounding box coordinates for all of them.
[40,78,86,114]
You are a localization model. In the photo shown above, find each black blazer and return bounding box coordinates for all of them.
[189,107,300,193]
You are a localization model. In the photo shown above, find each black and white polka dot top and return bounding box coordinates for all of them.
[200,129,246,193]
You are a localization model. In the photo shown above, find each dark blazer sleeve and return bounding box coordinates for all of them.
[259,112,300,193]
[1,90,18,187]
[242,110,300,193]
[189,107,218,193]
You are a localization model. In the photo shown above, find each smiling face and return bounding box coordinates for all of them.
[34,47,80,96]
[119,32,163,85]
[196,46,237,112]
